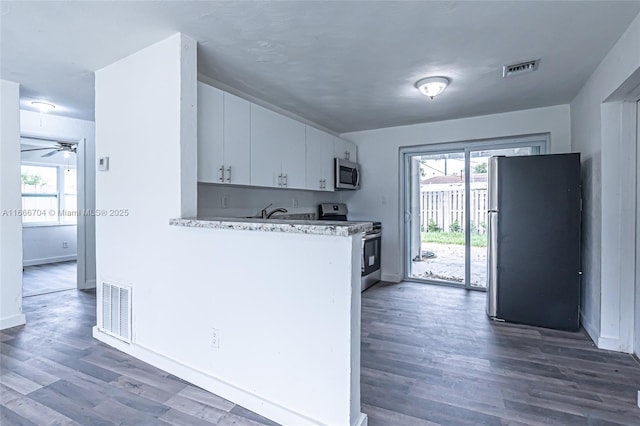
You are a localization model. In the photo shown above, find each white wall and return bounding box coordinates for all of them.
[0,80,26,330]
[341,104,571,282]
[20,110,95,288]
[22,225,77,266]
[96,228,364,426]
[198,183,342,218]
[637,101,640,357]
[570,12,640,353]
[95,33,364,425]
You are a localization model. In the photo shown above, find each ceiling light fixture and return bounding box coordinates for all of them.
[31,101,56,112]
[415,77,450,99]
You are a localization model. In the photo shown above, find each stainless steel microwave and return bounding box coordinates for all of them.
[335,158,360,190]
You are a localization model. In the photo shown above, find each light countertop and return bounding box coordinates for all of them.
[169,217,373,236]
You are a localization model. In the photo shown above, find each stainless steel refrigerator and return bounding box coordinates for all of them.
[486,153,581,331]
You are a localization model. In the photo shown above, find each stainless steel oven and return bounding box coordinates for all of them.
[361,223,381,291]
[318,203,381,292]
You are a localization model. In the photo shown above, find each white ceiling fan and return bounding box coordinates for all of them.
[21,142,77,158]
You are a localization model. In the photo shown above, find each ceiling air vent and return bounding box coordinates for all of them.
[502,59,540,77]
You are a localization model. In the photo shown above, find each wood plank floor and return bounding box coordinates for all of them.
[22,260,77,297]
[2,264,640,425]
[362,281,640,425]
[2,263,277,426]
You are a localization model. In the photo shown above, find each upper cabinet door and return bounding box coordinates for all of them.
[250,104,286,188]
[305,126,334,191]
[250,104,306,189]
[321,139,335,192]
[197,82,224,183]
[223,92,251,185]
[279,116,306,190]
[334,137,357,163]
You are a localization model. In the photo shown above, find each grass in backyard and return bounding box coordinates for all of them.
[422,232,487,247]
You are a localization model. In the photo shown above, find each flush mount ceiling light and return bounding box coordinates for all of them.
[31,101,56,113]
[415,77,450,99]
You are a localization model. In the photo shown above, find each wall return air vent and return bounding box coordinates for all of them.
[503,59,540,77]
[100,282,132,343]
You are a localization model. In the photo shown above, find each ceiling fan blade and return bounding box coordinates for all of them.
[41,150,59,158]
[21,147,55,152]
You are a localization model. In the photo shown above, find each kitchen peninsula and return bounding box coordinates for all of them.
[96,213,371,426]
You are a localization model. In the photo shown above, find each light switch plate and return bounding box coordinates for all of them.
[98,156,109,171]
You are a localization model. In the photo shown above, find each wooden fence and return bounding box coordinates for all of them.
[421,188,488,233]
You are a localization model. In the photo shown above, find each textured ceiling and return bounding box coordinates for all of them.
[2,1,640,133]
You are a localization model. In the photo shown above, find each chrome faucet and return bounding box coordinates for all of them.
[266,207,288,218]
[260,203,288,219]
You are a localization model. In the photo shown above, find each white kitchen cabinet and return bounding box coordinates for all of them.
[222,92,251,185]
[250,104,306,189]
[197,82,224,183]
[305,126,335,191]
[197,82,250,185]
[334,137,357,163]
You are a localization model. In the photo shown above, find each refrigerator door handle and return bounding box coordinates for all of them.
[487,211,499,318]
[488,156,501,211]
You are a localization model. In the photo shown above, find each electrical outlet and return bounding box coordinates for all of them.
[62,241,68,248]
[211,328,220,349]
[292,198,299,208]
[221,195,228,209]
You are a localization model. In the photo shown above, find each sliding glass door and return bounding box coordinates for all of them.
[407,151,466,285]
[402,135,547,290]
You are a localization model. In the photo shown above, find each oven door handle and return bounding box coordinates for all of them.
[363,231,381,240]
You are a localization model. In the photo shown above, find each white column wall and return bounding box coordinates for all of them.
[570,12,640,353]
[0,80,26,330]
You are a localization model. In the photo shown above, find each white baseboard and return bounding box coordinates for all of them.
[354,412,368,426]
[580,312,599,345]
[93,327,365,425]
[381,273,402,283]
[80,278,96,290]
[597,335,633,353]
[23,255,77,267]
[0,313,26,330]
[580,313,633,353]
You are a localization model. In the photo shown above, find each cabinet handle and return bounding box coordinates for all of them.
[219,165,225,182]
[278,174,282,187]
[283,174,288,187]
[226,166,231,183]
[320,178,324,189]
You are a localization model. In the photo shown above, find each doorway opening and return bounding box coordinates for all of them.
[401,134,548,290]
[20,136,79,297]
